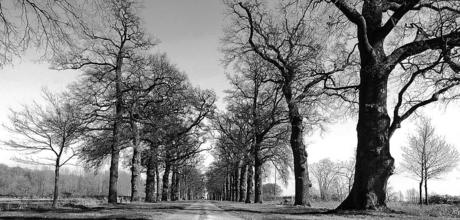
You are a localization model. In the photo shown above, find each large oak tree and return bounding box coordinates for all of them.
[321,0,460,210]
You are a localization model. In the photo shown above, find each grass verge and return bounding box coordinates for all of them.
[213,200,460,219]
[0,201,194,220]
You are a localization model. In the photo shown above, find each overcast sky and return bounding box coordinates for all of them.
[0,0,459,197]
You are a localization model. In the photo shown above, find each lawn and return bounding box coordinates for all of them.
[214,200,460,219]
[1,199,459,219]
[0,199,194,220]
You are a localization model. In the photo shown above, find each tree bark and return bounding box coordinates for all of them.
[108,51,124,204]
[230,174,234,201]
[130,118,141,202]
[222,182,226,201]
[171,169,177,201]
[254,143,263,203]
[226,172,231,201]
[52,160,60,208]
[239,163,247,202]
[234,166,240,202]
[419,178,423,205]
[424,173,428,205]
[419,161,424,205]
[171,169,180,201]
[245,163,254,203]
[155,160,160,201]
[145,150,156,202]
[161,160,171,201]
[337,63,394,210]
[283,85,311,206]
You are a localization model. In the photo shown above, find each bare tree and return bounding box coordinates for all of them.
[310,158,342,201]
[2,89,86,208]
[53,0,157,203]
[316,0,460,210]
[401,116,460,205]
[338,158,355,195]
[224,53,290,203]
[0,0,85,67]
[221,0,344,206]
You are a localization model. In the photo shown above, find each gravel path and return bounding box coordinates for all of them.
[165,201,242,220]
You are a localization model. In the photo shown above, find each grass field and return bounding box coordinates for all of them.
[0,199,193,220]
[0,199,459,219]
[214,200,460,219]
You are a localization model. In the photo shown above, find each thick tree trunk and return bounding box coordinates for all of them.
[161,160,171,201]
[234,167,240,202]
[108,131,121,204]
[108,52,124,204]
[170,170,180,201]
[145,150,156,202]
[337,63,394,210]
[171,169,177,201]
[130,119,141,202]
[52,161,60,208]
[245,163,254,203]
[239,163,247,202]
[283,85,311,206]
[254,143,263,203]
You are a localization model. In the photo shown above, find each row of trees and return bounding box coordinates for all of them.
[212,0,460,210]
[1,0,214,208]
[0,0,459,211]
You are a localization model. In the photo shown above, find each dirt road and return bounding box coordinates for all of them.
[165,201,242,220]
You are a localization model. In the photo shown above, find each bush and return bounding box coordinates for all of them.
[429,195,448,204]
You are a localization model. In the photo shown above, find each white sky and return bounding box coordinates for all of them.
[0,0,459,198]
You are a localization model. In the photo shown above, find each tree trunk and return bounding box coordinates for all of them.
[235,163,241,202]
[222,182,226,201]
[171,169,177,201]
[245,163,254,203]
[226,173,231,201]
[424,175,428,205]
[145,150,156,202]
[155,161,160,201]
[234,167,240,202]
[254,143,263,203]
[130,119,141,202]
[337,62,394,210]
[161,160,171,201]
[108,134,121,204]
[52,161,60,208]
[108,51,124,204]
[419,178,423,205]
[239,163,247,202]
[282,83,311,206]
[171,170,180,201]
[230,173,234,201]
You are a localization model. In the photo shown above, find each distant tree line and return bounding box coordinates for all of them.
[0,164,135,199]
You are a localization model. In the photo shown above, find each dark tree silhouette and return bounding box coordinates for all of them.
[319,0,460,210]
